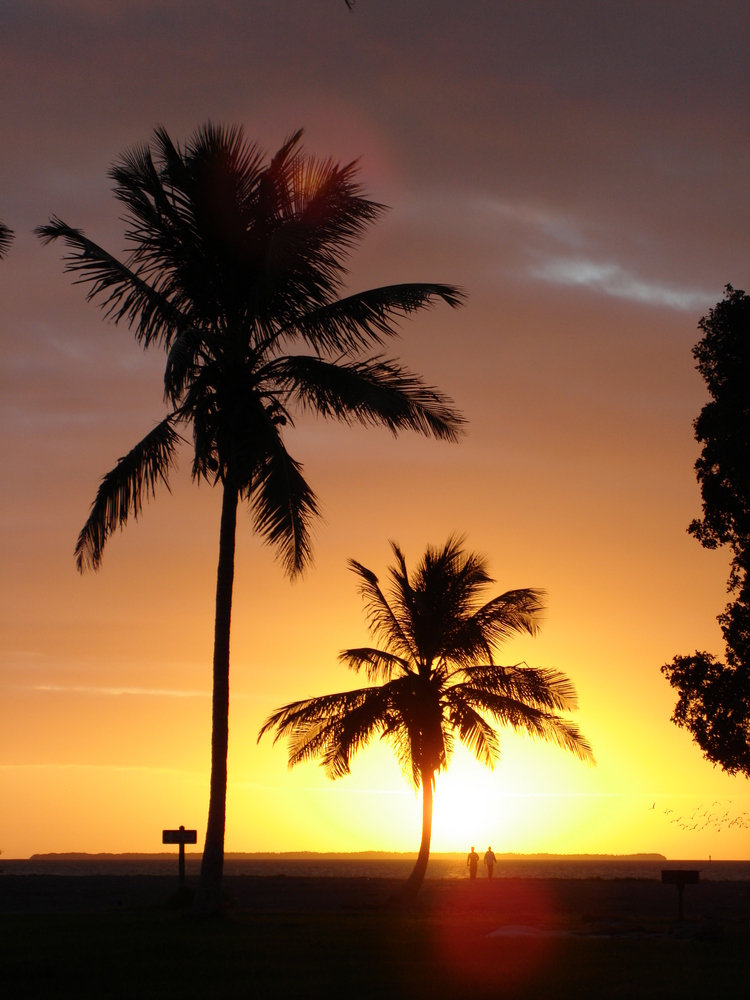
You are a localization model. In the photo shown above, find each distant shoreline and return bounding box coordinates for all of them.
[27,851,668,861]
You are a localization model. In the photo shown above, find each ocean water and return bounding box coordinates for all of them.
[4,856,749,881]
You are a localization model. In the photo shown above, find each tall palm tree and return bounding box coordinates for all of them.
[260,537,594,899]
[0,221,13,258]
[36,124,464,913]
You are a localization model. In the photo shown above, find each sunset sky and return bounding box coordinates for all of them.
[1,1,749,860]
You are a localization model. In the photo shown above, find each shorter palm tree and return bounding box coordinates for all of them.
[259,537,594,898]
[0,221,13,258]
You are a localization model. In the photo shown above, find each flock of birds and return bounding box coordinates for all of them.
[648,800,750,834]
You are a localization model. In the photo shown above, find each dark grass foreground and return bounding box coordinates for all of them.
[1,878,748,999]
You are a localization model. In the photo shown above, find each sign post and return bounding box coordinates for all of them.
[162,826,197,888]
[661,869,700,921]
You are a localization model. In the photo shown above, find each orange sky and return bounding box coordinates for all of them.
[1,1,749,859]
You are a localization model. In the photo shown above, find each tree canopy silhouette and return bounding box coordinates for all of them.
[260,537,594,899]
[37,124,464,913]
[0,221,13,259]
[662,286,750,776]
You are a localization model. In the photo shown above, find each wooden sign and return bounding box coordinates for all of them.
[163,827,197,845]
[661,869,699,885]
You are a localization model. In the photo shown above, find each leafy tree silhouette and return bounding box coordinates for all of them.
[663,286,750,776]
[37,124,464,913]
[260,537,594,899]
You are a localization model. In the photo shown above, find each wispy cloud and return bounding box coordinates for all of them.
[484,195,717,309]
[531,257,713,310]
[410,192,716,311]
[8,682,267,701]
[0,763,194,774]
[28,684,210,698]
[14,682,267,701]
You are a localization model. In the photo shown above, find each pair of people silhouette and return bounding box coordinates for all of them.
[467,845,496,879]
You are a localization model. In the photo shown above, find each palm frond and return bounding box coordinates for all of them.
[280,283,466,353]
[389,536,494,666]
[258,685,393,778]
[514,710,594,763]
[348,558,417,661]
[109,139,186,238]
[35,218,189,346]
[323,686,398,778]
[0,221,14,259]
[250,435,319,577]
[257,128,306,223]
[446,701,500,768]
[109,126,262,329]
[381,716,423,787]
[248,150,387,318]
[74,417,180,572]
[268,354,464,441]
[338,647,410,682]
[386,541,422,661]
[284,154,383,259]
[455,664,580,712]
[446,686,594,763]
[257,690,341,744]
[470,589,547,645]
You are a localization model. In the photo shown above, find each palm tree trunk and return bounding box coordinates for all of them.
[402,768,434,900]
[193,480,239,915]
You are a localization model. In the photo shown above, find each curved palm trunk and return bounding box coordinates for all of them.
[193,480,239,915]
[402,768,434,901]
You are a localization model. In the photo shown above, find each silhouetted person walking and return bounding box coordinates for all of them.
[467,846,479,879]
[484,846,496,878]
